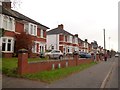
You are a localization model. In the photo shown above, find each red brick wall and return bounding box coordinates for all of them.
[37,43,39,53]
[18,53,93,74]
[2,53,13,58]
[59,46,63,52]
[4,31,15,37]
[37,28,40,37]
[25,59,92,74]
[15,22,24,33]
[43,30,46,38]
[59,35,64,41]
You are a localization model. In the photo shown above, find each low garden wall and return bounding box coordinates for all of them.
[17,51,93,75]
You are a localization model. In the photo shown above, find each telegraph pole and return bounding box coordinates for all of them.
[103,29,106,52]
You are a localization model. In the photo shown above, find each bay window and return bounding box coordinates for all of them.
[24,23,37,36]
[3,16,7,29]
[2,15,15,31]
[1,37,14,52]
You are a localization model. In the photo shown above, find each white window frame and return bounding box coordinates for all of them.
[74,37,78,44]
[41,29,44,38]
[28,23,37,36]
[32,42,37,53]
[0,14,3,28]
[67,36,70,43]
[1,37,14,53]
[24,23,29,34]
[2,15,15,31]
[39,42,45,53]
[69,36,73,43]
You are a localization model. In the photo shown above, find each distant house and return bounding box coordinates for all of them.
[46,24,80,55]
[0,1,49,58]
[82,39,89,53]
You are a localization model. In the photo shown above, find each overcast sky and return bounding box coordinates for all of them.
[11,0,119,51]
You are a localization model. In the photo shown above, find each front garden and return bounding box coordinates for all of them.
[2,58,97,83]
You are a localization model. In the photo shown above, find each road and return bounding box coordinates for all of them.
[0,74,2,90]
[2,57,118,88]
[105,57,118,88]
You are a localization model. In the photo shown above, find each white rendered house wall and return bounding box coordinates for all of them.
[47,34,59,50]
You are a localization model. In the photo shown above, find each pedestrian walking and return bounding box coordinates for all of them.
[104,52,108,61]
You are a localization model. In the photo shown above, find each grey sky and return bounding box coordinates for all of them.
[11,0,119,51]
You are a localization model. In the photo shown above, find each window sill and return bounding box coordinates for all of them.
[36,36,46,39]
[4,29,15,32]
[2,51,13,53]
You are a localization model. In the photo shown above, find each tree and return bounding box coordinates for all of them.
[15,32,33,56]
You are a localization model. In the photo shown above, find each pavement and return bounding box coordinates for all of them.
[2,57,118,88]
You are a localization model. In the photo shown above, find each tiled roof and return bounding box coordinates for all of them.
[1,6,49,29]
[47,27,74,36]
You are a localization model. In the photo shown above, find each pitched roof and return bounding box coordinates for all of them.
[1,6,49,29]
[47,27,74,36]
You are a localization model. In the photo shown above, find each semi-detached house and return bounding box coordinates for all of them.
[46,24,80,55]
[46,24,93,54]
[0,1,49,58]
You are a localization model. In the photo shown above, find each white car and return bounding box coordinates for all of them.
[45,50,63,59]
[115,54,119,57]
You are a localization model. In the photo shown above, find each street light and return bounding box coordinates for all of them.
[103,29,106,53]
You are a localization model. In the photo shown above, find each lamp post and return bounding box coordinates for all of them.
[103,29,106,54]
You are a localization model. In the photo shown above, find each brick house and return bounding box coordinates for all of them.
[0,1,49,58]
[78,38,84,52]
[46,24,80,55]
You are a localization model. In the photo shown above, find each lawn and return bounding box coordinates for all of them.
[2,58,47,76]
[0,58,2,73]
[2,58,97,83]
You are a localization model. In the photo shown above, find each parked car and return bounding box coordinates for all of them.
[45,50,63,59]
[115,53,119,57]
[79,52,92,58]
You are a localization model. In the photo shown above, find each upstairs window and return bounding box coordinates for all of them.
[74,37,78,44]
[69,36,73,43]
[3,15,15,31]
[3,16,7,29]
[41,29,43,38]
[24,23,29,33]
[67,36,70,42]
[8,18,12,30]
[34,26,37,36]
[0,15,2,28]
[24,23,37,36]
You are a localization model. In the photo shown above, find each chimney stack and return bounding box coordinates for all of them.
[2,0,11,9]
[75,34,78,37]
[58,24,64,30]
[85,39,87,42]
